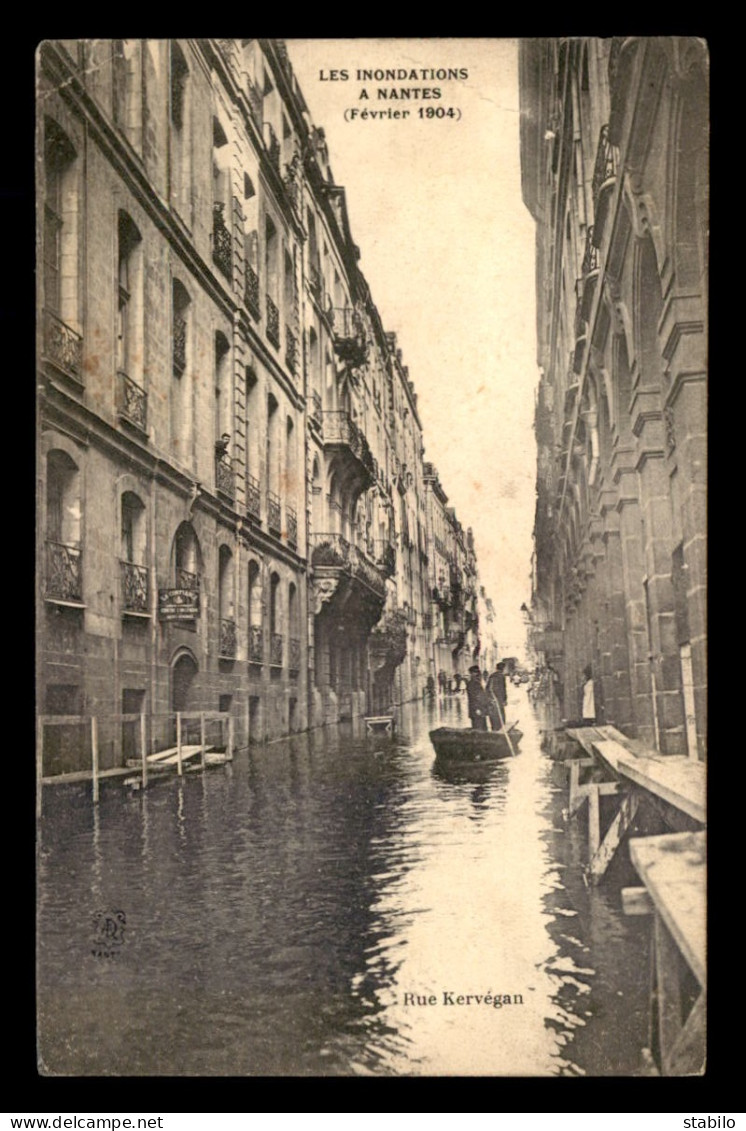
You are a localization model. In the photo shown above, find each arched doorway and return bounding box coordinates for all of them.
[171,650,198,743]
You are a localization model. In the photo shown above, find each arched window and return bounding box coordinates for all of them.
[171,278,192,457]
[269,572,282,667]
[267,393,281,534]
[45,449,82,603]
[243,175,259,317]
[218,544,236,658]
[43,119,81,381]
[212,117,232,280]
[121,492,148,613]
[265,214,279,347]
[248,559,262,663]
[173,521,200,589]
[117,211,145,427]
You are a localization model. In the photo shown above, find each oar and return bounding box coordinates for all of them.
[489,687,518,757]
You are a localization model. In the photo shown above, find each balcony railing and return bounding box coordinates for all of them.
[310,390,323,426]
[308,263,323,304]
[46,540,82,603]
[322,411,375,480]
[117,370,148,432]
[582,228,600,279]
[286,505,298,549]
[245,263,260,319]
[285,325,298,375]
[219,617,237,659]
[173,313,187,376]
[246,473,261,521]
[591,124,618,242]
[121,560,149,613]
[266,294,280,348]
[249,625,263,664]
[377,541,396,579]
[212,202,233,281]
[215,450,235,499]
[350,545,385,598]
[331,306,368,368]
[246,76,262,124]
[270,632,283,668]
[289,636,301,673]
[267,489,281,535]
[43,309,83,383]
[311,533,352,569]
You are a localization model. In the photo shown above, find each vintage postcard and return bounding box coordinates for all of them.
[36,37,707,1077]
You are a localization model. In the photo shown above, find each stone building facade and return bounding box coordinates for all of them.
[37,38,489,771]
[520,38,707,757]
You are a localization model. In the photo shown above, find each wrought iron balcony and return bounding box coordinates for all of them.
[267,489,281,535]
[215,449,235,499]
[310,390,323,427]
[43,309,83,383]
[245,263,260,319]
[121,560,149,613]
[213,202,233,280]
[266,294,280,348]
[580,228,600,321]
[270,632,283,668]
[117,370,147,432]
[350,545,386,599]
[289,636,301,673]
[264,121,281,176]
[286,505,298,549]
[321,411,375,483]
[246,473,261,521]
[46,540,82,603]
[173,313,187,376]
[249,624,263,664]
[308,263,323,304]
[219,617,237,659]
[285,325,298,375]
[377,541,396,579]
[331,306,368,368]
[311,533,352,569]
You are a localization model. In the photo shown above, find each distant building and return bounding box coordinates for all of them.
[37,38,491,771]
[519,38,707,756]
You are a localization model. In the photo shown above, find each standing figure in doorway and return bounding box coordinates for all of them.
[582,664,596,724]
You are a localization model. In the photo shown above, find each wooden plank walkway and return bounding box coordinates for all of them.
[618,756,705,825]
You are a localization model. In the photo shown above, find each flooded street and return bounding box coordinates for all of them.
[37,686,651,1076]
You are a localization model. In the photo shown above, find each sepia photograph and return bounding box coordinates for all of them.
[35,37,707,1077]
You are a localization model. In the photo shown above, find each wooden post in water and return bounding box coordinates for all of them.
[36,717,44,820]
[140,713,148,788]
[176,712,183,776]
[200,712,206,770]
[228,712,234,761]
[91,716,100,805]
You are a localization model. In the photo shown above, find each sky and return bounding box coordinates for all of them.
[286,38,540,658]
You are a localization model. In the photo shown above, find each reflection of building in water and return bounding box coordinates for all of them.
[520,38,707,756]
[36,39,492,766]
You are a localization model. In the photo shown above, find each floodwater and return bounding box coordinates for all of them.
[37,685,651,1076]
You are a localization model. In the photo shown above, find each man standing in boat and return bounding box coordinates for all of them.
[487,661,508,731]
[466,664,490,730]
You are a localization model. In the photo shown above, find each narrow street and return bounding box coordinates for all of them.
[38,685,651,1077]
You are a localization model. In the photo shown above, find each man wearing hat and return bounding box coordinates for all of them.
[466,664,489,730]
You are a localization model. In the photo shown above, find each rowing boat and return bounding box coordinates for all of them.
[429,725,522,763]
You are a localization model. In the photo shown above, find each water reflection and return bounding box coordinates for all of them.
[37,687,649,1076]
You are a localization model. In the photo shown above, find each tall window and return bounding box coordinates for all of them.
[112,40,143,150]
[121,492,148,613]
[43,119,77,325]
[117,211,143,381]
[171,279,192,458]
[170,41,190,219]
[45,449,82,603]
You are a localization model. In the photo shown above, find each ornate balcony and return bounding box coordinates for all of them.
[246,77,262,125]
[46,540,82,603]
[580,228,600,320]
[266,294,280,348]
[591,125,618,244]
[310,535,386,601]
[285,326,298,375]
[351,545,386,600]
[245,263,260,319]
[43,309,83,384]
[321,410,375,488]
[121,560,149,614]
[289,636,301,674]
[308,263,323,304]
[212,202,233,280]
[270,632,283,668]
[267,489,281,535]
[219,617,237,659]
[311,533,352,569]
[331,306,368,368]
[117,370,148,432]
[249,625,263,664]
[215,450,235,500]
[286,505,298,549]
[377,541,396,579]
[310,390,323,428]
[246,473,261,521]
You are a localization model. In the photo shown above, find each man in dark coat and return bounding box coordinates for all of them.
[487,662,508,730]
[466,664,489,730]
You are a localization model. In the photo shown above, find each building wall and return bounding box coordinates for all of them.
[520,37,707,757]
[37,38,494,769]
